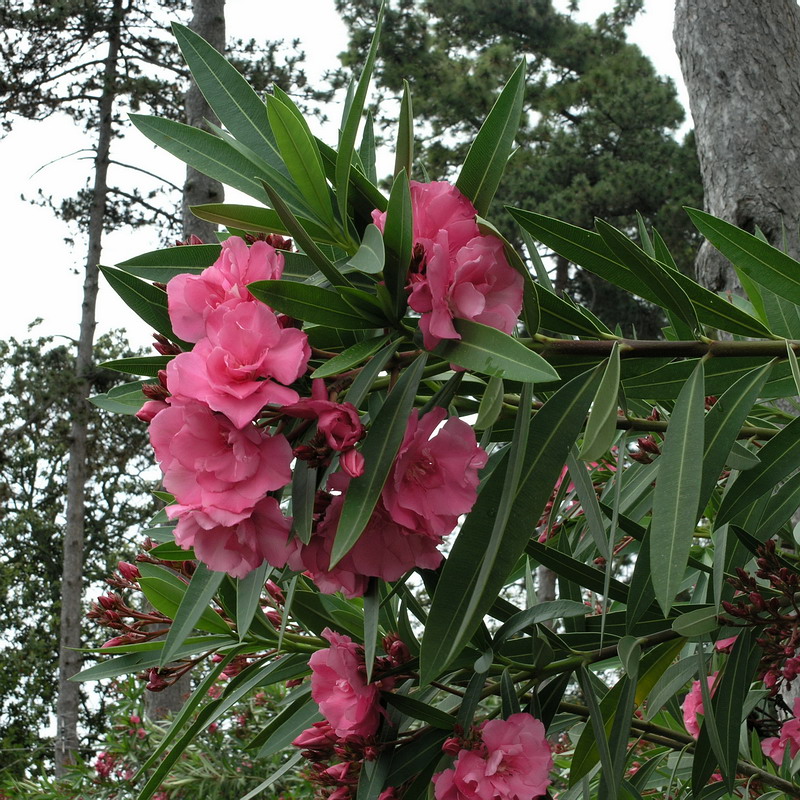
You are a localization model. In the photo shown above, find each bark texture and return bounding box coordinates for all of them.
[182,0,225,240]
[674,0,800,292]
[54,0,124,774]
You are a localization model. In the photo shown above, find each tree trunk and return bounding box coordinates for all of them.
[674,0,800,293]
[55,0,124,775]
[182,0,225,240]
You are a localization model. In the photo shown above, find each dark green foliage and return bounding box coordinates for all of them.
[0,330,156,775]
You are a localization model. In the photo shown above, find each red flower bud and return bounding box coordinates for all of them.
[118,561,140,582]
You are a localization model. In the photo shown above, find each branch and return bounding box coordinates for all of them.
[108,160,182,192]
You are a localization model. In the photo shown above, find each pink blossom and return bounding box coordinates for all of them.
[340,448,365,478]
[432,713,553,800]
[714,635,738,653]
[282,381,364,450]
[292,720,338,755]
[288,490,444,598]
[763,698,800,764]
[172,497,292,579]
[409,231,523,350]
[149,400,292,526]
[309,628,382,738]
[372,180,480,258]
[382,407,488,538]
[167,236,284,342]
[682,673,718,737]
[167,300,309,428]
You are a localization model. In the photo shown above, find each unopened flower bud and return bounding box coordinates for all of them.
[637,437,660,455]
[265,610,282,627]
[442,736,463,756]
[340,448,365,478]
[146,668,168,692]
[266,580,284,604]
[101,636,127,649]
[118,561,140,582]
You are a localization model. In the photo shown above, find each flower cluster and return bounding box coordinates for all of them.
[373,180,523,349]
[292,629,411,800]
[288,407,487,598]
[432,713,553,800]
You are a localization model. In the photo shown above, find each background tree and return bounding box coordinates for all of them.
[0,330,156,778]
[337,0,703,336]
[674,0,800,295]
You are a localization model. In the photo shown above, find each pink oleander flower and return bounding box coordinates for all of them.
[167,236,284,342]
[167,300,309,428]
[432,713,553,800]
[172,497,292,579]
[292,720,338,755]
[382,407,488,538]
[288,487,444,598]
[372,180,480,258]
[282,380,364,450]
[136,398,169,422]
[309,628,382,738]
[409,231,523,350]
[682,673,719,737]
[149,400,292,526]
[714,635,738,653]
[763,698,800,764]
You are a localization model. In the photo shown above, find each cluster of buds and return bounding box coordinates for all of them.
[630,435,661,465]
[243,232,293,250]
[722,540,800,692]
[441,724,483,757]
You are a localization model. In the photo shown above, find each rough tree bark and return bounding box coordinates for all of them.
[674,0,800,293]
[182,0,225,241]
[55,0,124,774]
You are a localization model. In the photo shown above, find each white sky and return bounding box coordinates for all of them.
[0,0,686,350]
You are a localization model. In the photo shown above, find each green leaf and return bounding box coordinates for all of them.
[456,59,526,216]
[364,580,380,683]
[384,693,457,730]
[291,463,318,545]
[99,355,171,378]
[755,471,800,539]
[311,335,391,379]
[697,362,773,517]
[475,375,505,430]
[267,94,337,231]
[89,380,148,415]
[246,690,321,756]
[671,606,719,637]
[434,319,559,383]
[116,243,219,281]
[343,339,398,409]
[338,286,391,327]
[500,668,521,717]
[190,203,339,246]
[650,360,705,614]
[159,563,227,664]
[394,79,413,179]
[510,208,773,339]
[332,355,428,565]
[336,4,384,230]
[535,282,611,336]
[99,266,188,347]
[420,368,601,683]
[235,563,269,641]
[595,219,698,333]
[248,279,376,329]
[576,666,618,793]
[717,412,800,524]
[130,114,275,205]
[579,343,621,461]
[258,180,353,289]
[347,223,385,274]
[493,600,588,648]
[382,170,413,320]
[240,754,303,800]
[359,111,377,184]
[687,207,800,307]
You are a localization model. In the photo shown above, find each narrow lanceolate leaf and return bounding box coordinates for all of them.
[755,471,800,539]
[382,170,413,320]
[332,355,428,565]
[171,23,285,175]
[336,3,384,229]
[100,355,171,378]
[394,79,413,179]
[650,360,706,615]
[475,375,505,430]
[359,111,378,184]
[116,243,219,282]
[89,380,149,415]
[347,223,385,274]
[248,280,373,330]
[383,693,457,730]
[717,412,800,524]
[292,464,318,544]
[579,343,621,461]
[235,563,270,640]
[420,368,601,684]
[687,207,800,307]
[267,94,338,232]
[434,319,559,383]
[492,600,588,648]
[159,563,226,666]
[130,114,271,205]
[342,339,398,409]
[456,59,526,216]
[595,219,699,333]
[260,180,353,289]
[311,335,391,379]
[509,208,773,338]
[190,203,339,246]
[99,266,188,347]
[363,580,380,683]
[697,361,773,517]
